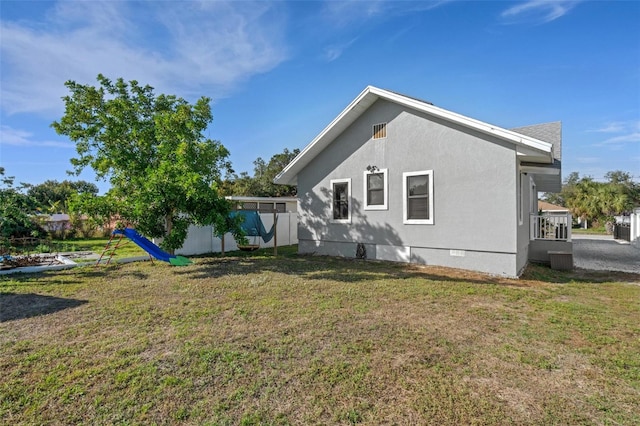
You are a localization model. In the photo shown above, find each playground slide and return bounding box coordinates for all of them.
[113,228,192,266]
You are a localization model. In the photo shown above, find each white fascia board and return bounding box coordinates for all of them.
[274,86,555,185]
[520,165,561,175]
[226,196,298,203]
[274,86,379,185]
[516,145,553,163]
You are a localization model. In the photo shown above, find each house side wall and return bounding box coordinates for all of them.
[297,99,521,276]
[515,173,534,274]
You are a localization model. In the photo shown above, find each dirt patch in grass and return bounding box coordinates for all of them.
[1,249,639,424]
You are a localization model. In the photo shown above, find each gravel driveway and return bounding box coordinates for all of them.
[572,234,640,273]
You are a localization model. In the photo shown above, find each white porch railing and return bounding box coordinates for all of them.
[530,213,572,241]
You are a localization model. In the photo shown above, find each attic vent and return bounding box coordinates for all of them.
[373,123,387,139]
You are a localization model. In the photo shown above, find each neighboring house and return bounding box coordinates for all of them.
[538,200,569,214]
[226,196,297,213]
[40,213,72,233]
[275,86,569,277]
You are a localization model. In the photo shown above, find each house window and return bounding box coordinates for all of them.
[240,202,257,210]
[331,178,351,223]
[275,202,286,213]
[403,170,434,224]
[258,202,274,212]
[373,123,387,139]
[364,169,388,210]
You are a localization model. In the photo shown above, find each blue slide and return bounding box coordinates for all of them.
[113,228,192,266]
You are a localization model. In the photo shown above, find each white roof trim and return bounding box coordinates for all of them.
[520,165,560,175]
[226,196,297,203]
[275,86,554,185]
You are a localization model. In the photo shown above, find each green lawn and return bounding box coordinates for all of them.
[52,236,148,259]
[1,247,639,425]
[572,227,609,235]
[2,237,148,261]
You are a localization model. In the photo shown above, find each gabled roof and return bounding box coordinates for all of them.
[275,86,555,185]
[511,121,561,160]
[515,121,563,193]
[538,200,569,212]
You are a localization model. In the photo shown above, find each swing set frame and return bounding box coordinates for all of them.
[220,209,278,256]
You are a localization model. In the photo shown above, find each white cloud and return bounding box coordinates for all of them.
[601,133,640,144]
[321,0,386,28]
[0,1,288,117]
[0,125,75,148]
[575,157,600,164]
[321,0,451,28]
[591,120,640,146]
[316,1,451,62]
[323,38,359,62]
[501,1,582,24]
[590,122,628,133]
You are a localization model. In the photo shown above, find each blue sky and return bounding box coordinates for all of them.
[1,0,638,194]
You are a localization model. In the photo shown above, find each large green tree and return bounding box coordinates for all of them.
[0,168,45,239]
[224,148,299,197]
[25,179,98,213]
[52,75,242,252]
[549,170,639,228]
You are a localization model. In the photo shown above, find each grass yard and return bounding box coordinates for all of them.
[572,228,608,235]
[1,246,639,425]
[53,236,148,260]
[2,237,147,261]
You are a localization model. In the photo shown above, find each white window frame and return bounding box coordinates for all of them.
[330,178,351,223]
[363,168,388,210]
[403,170,434,225]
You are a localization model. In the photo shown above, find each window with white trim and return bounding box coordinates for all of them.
[373,123,387,139]
[331,178,351,223]
[403,170,434,224]
[364,169,388,210]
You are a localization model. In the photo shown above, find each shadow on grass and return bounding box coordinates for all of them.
[0,293,88,322]
[176,248,520,287]
[521,263,640,285]
[6,245,636,288]
[178,245,640,287]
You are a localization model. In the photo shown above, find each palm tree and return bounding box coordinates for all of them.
[597,185,630,218]
[567,178,600,225]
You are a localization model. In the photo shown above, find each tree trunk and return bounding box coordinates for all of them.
[166,213,175,255]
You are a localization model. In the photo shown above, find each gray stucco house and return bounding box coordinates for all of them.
[274,86,568,277]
